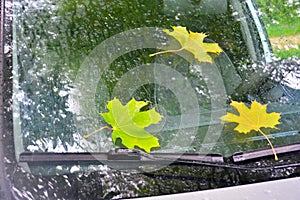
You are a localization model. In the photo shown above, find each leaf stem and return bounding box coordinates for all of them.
[149,48,184,57]
[258,128,278,161]
[83,126,112,139]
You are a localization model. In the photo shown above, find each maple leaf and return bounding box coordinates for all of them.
[150,26,223,63]
[100,97,163,153]
[221,100,281,160]
[221,100,281,133]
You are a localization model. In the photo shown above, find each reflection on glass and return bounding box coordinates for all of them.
[12,0,300,162]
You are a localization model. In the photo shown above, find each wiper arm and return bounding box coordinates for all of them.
[19,149,224,169]
[19,143,300,170]
[108,149,224,163]
[232,142,300,162]
[19,144,300,172]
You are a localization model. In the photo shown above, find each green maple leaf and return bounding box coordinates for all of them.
[101,97,163,153]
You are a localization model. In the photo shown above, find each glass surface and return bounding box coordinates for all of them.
[12,0,300,161]
[3,0,300,199]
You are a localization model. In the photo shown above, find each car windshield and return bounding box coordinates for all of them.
[2,0,300,199]
[12,0,300,165]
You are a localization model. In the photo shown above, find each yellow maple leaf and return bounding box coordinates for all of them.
[221,100,281,160]
[150,26,223,63]
[221,100,281,133]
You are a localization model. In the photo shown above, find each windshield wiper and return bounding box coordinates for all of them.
[19,143,300,170]
[232,142,300,162]
[19,148,224,169]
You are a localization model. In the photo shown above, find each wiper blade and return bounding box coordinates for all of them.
[19,149,224,169]
[19,145,300,171]
[232,142,300,162]
[19,143,300,170]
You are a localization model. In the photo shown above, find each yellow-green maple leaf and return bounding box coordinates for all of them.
[150,26,223,63]
[101,97,162,153]
[221,100,281,160]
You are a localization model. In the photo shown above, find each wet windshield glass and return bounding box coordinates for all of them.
[3,0,300,199]
[12,0,300,167]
